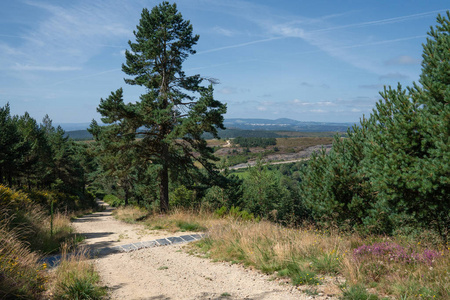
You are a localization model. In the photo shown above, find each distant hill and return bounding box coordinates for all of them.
[65,130,93,140]
[56,122,91,131]
[64,118,353,140]
[224,118,354,132]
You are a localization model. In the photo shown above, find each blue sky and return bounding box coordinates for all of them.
[0,0,448,124]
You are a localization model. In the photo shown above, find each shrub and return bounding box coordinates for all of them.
[103,194,123,207]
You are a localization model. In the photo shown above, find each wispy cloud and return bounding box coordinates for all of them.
[359,84,384,89]
[385,55,421,65]
[379,72,409,80]
[11,64,81,72]
[212,26,235,37]
[51,68,121,86]
[2,1,137,75]
[197,37,283,55]
[243,7,441,76]
[310,9,449,33]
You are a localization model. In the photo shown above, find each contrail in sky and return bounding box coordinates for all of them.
[51,68,121,86]
[312,9,449,33]
[197,37,283,55]
[199,9,447,54]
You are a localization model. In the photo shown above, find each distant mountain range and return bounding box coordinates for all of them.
[62,118,354,140]
[224,118,354,132]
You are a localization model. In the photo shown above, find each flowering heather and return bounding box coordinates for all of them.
[353,242,442,265]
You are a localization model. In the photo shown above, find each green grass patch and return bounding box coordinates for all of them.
[340,284,379,300]
[53,258,106,300]
[310,249,341,275]
[282,262,321,286]
[176,221,205,232]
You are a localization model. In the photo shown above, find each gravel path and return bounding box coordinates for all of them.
[72,202,311,299]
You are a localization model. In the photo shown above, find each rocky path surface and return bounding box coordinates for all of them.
[72,201,311,299]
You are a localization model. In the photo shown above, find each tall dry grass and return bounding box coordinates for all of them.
[111,205,449,299]
[113,206,226,232]
[49,243,106,299]
[0,185,103,299]
[190,215,448,299]
[0,211,48,299]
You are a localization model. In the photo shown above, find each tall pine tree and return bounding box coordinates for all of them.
[91,2,226,212]
[300,11,450,241]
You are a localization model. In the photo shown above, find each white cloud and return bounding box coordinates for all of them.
[379,72,409,80]
[212,26,235,37]
[11,64,81,72]
[218,86,250,95]
[291,99,334,106]
[385,55,421,65]
[359,84,384,89]
[219,87,237,95]
[3,1,137,74]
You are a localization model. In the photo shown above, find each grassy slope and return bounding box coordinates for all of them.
[112,206,449,300]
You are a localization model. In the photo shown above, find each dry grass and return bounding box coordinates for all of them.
[275,137,333,149]
[0,185,101,298]
[113,206,225,232]
[112,206,449,299]
[0,213,48,299]
[49,243,106,299]
[113,205,148,223]
[206,139,228,147]
[187,215,447,299]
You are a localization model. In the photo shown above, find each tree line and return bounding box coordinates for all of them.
[232,137,277,148]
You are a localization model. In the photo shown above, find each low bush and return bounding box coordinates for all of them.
[103,194,123,207]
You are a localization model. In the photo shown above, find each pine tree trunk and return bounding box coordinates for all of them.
[124,187,129,206]
[159,123,170,213]
[159,163,169,213]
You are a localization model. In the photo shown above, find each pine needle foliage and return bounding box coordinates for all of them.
[90,2,226,212]
[300,12,450,242]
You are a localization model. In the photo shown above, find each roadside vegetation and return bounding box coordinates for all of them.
[0,185,105,299]
[108,204,449,299]
[0,103,105,299]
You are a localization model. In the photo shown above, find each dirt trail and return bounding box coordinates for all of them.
[72,202,312,299]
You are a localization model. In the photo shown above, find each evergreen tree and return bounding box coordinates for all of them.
[15,112,49,189]
[300,12,449,241]
[92,2,226,212]
[242,161,290,221]
[363,12,450,240]
[0,104,22,185]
